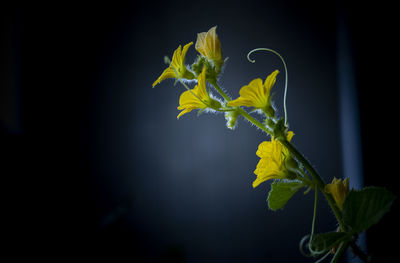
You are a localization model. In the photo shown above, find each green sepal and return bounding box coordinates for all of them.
[225,109,239,130]
[284,156,300,172]
[262,105,276,118]
[191,56,219,83]
[272,118,287,141]
[342,186,396,233]
[163,56,171,65]
[209,99,222,110]
[191,56,206,76]
[182,68,195,80]
[197,108,206,117]
[309,232,350,254]
[267,180,303,211]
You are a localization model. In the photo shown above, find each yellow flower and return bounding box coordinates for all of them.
[325,177,349,210]
[195,26,223,69]
[253,131,294,188]
[228,70,279,116]
[152,42,194,87]
[177,67,217,119]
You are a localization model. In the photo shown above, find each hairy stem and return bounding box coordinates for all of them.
[279,139,346,231]
[237,108,273,134]
[209,80,231,102]
[211,82,273,135]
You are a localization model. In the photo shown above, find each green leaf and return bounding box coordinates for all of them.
[342,186,396,233]
[267,180,303,211]
[310,232,349,254]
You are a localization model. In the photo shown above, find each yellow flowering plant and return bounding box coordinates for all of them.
[152,26,395,263]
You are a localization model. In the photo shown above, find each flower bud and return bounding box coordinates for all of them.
[191,56,206,76]
[272,118,287,141]
[182,69,195,80]
[286,171,297,180]
[325,178,349,210]
[285,156,300,172]
[225,110,239,130]
[209,98,222,110]
[195,26,223,74]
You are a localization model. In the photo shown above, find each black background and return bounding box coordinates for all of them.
[2,1,399,262]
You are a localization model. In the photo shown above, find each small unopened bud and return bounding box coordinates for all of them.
[191,56,206,76]
[273,118,287,141]
[285,156,300,172]
[182,69,195,80]
[286,171,297,180]
[164,56,171,65]
[209,99,222,110]
[225,110,239,130]
[265,118,275,129]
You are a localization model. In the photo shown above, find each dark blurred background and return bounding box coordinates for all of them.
[1,0,398,262]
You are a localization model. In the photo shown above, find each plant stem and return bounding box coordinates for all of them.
[350,242,369,263]
[211,82,274,136]
[330,241,349,263]
[237,108,273,134]
[310,188,318,240]
[279,139,346,231]
[209,80,232,102]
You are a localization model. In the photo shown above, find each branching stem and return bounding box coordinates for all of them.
[279,140,346,231]
[209,80,351,262]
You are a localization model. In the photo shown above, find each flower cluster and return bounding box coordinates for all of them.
[153,26,299,188]
[152,26,224,119]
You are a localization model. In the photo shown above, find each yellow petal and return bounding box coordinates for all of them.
[195,32,207,56]
[177,107,192,119]
[256,141,274,158]
[176,67,209,119]
[170,45,182,70]
[343,178,349,191]
[325,177,349,209]
[195,67,209,101]
[227,78,268,108]
[253,158,282,188]
[195,26,222,63]
[178,90,206,109]
[264,70,279,94]
[153,42,193,87]
[160,42,193,81]
[281,131,295,157]
[227,97,254,107]
[181,42,193,63]
[152,67,176,87]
